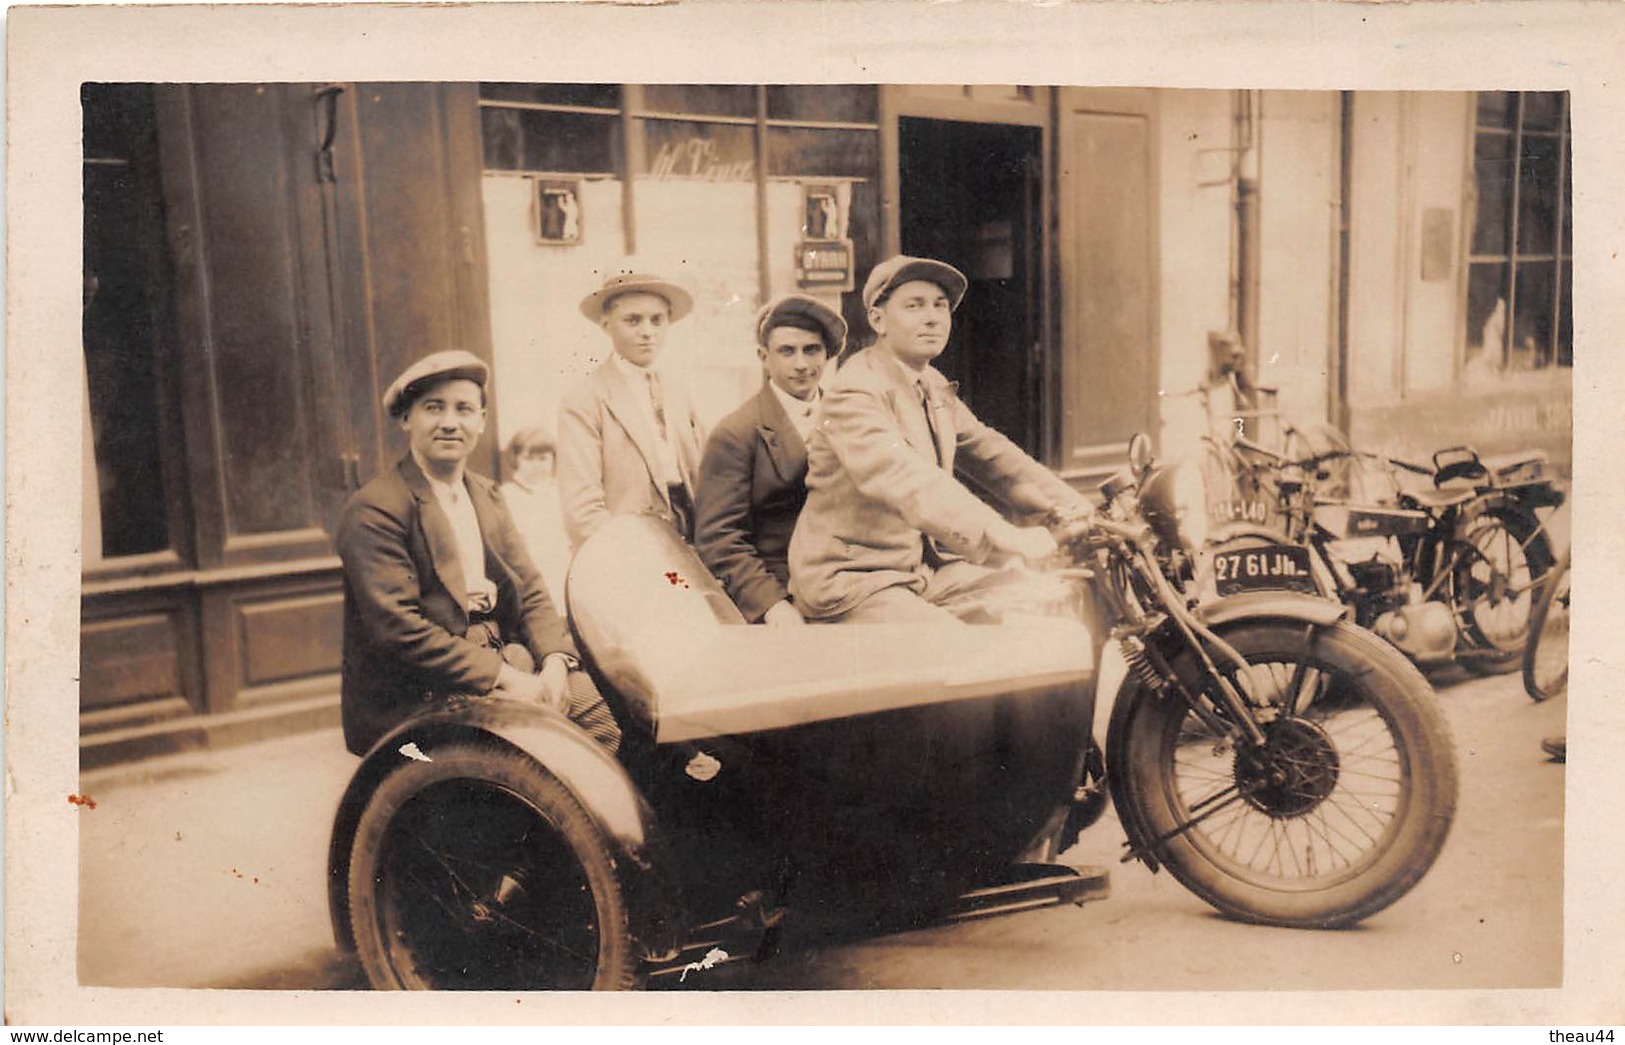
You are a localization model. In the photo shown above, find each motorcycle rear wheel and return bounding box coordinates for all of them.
[347,741,641,990]
[1455,507,1555,676]
[1120,619,1458,929]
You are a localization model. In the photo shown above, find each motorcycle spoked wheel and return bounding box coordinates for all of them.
[1522,555,1570,702]
[1120,619,1458,929]
[347,741,641,990]
[1453,507,1555,676]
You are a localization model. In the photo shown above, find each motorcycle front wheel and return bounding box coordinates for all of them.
[1120,619,1458,929]
[347,741,641,990]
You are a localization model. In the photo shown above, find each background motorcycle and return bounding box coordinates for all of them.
[327,436,1460,990]
[1190,370,1562,673]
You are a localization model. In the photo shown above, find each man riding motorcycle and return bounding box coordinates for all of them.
[789,255,1092,624]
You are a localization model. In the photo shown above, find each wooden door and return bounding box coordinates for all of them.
[1055,88,1160,481]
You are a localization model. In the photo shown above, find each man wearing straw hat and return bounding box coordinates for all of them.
[695,293,845,625]
[557,272,708,549]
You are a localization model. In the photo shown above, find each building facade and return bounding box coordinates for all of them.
[79,83,1572,763]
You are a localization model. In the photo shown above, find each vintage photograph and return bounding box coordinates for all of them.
[72,78,1571,992]
[8,0,1624,1029]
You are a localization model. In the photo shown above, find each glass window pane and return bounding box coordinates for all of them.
[766,127,880,179]
[479,83,621,110]
[1517,132,1562,255]
[1471,132,1511,256]
[766,85,879,124]
[1520,91,1566,133]
[1466,262,1510,365]
[642,119,757,179]
[1557,259,1572,368]
[1476,91,1513,130]
[480,107,621,173]
[1511,261,1557,370]
[641,84,757,119]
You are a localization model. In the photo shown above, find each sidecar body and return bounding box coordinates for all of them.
[329,515,1098,989]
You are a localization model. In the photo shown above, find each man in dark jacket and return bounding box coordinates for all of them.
[336,349,620,756]
[695,295,846,624]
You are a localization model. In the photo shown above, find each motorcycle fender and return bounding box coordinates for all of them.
[1198,590,1348,630]
[327,701,684,962]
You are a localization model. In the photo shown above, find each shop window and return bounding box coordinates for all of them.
[82,83,177,561]
[480,83,621,110]
[1465,91,1571,377]
[641,84,757,120]
[642,119,756,180]
[480,106,622,174]
[765,85,879,125]
[478,84,622,174]
[766,127,880,179]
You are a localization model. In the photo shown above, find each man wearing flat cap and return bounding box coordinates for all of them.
[695,294,845,625]
[335,350,621,756]
[557,272,708,550]
[788,255,1091,623]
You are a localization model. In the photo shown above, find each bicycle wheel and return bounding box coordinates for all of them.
[1523,553,1570,702]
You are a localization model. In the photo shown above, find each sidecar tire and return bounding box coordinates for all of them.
[347,740,642,991]
[1121,619,1458,929]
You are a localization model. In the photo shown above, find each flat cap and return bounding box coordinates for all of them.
[755,293,848,353]
[579,272,694,323]
[382,349,489,418]
[861,254,968,311]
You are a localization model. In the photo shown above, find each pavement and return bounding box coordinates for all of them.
[74,658,1570,993]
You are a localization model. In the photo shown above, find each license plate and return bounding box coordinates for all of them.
[1212,545,1318,596]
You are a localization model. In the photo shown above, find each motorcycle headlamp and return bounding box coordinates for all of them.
[1138,460,1208,553]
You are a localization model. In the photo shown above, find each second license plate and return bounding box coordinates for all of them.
[1212,544,1319,596]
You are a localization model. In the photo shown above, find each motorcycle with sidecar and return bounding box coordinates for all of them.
[327,438,1459,990]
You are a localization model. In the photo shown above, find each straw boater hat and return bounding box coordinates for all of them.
[861,255,969,312]
[579,272,694,323]
[381,349,490,419]
[754,293,848,353]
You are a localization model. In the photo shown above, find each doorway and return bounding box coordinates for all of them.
[897,117,1044,455]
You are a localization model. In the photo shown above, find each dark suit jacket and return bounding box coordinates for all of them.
[557,358,708,550]
[336,454,578,755]
[695,381,811,622]
[788,346,1086,620]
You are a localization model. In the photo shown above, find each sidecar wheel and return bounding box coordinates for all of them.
[1120,619,1457,929]
[347,740,641,990]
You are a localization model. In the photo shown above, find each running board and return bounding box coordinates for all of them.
[942,863,1111,922]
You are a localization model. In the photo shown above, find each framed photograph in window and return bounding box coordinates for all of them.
[533,178,583,245]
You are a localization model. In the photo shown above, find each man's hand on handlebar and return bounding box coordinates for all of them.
[986,518,1059,567]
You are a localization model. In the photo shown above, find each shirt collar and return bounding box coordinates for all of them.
[411,448,467,500]
[611,351,660,383]
[768,379,820,419]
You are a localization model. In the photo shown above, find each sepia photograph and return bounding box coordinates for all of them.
[7,0,1625,1029]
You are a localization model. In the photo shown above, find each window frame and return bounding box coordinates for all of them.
[1462,90,1572,379]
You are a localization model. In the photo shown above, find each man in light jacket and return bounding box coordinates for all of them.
[788,256,1090,623]
[557,272,708,550]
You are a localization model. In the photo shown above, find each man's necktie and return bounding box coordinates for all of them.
[647,370,668,441]
[918,380,943,467]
